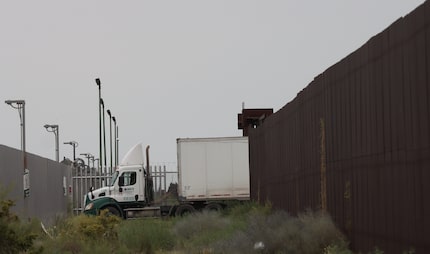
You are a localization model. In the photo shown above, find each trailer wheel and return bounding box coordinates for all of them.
[175,204,196,216]
[103,206,122,218]
[204,203,223,212]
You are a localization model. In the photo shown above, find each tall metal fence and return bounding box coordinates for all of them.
[0,145,72,226]
[150,165,178,201]
[71,161,109,215]
[249,2,430,253]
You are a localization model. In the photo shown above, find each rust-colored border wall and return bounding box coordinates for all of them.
[249,2,430,253]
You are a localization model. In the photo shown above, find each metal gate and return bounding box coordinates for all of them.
[71,158,110,215]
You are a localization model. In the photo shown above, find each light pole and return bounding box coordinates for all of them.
[90,157,97,170]
[116,124,119,166]
[80,153,92,166]
[95,78,102,173]
[63,141,78,160]
[107,109,113,175]
[5,100,26,153]
[112,116,117,168]
[100,98,107,176]
[5,99,28,199]
[44,124,59,162]
[93,158,100,172]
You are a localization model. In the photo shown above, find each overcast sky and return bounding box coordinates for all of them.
[0,0,425,167]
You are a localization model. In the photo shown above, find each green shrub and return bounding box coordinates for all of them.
[41,210,121,253]
[323,242,353,254]
[118,218,175,253]
[60,210,120,241]
[227,201,272,220]
[173,211,233,252]
[213,209,348,254]
[37,203,355,254]
[0,192,38,254]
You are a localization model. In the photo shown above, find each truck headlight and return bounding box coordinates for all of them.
[84,202,94,211]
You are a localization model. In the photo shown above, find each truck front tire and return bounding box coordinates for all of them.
[103,206,122,218]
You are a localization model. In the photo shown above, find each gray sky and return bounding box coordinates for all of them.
[0,0,425,166]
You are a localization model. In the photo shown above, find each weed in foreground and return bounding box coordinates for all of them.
[41,210,121,253]
[173,211,233,253]
[0,189,39,254]
[212,210,349,254]
[227,201,272,220]
[324,242,353,254]
[118,218,175,254]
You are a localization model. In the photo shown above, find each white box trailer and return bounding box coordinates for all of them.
[177,136,250,202]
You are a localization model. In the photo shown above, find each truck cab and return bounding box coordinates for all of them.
[83,144,153,217]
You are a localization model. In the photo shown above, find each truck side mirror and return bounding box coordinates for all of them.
[89,186,95,199]
[118,176,124,187]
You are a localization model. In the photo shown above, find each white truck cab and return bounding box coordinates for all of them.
[84,144,153,217]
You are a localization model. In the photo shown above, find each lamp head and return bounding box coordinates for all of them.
[95,78,101,87]
[64,141,78,146]
[44,124,58,128]
[80,153,93,159]
[5,100,25,106]
[107,109,111,116]
[44,124,58,132]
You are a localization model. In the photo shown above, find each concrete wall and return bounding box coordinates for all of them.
[0,144,72,225]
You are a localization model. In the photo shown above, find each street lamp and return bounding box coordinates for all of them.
[116,123,119,166]
[63,141,78,160]
[90,157,98,170]
[107,109,113,175]
[5,100,26,153]
[5,99,28,199]
[93,158,100,172]
[112,116,117,168]
[44,124,59,162]
[95,78,102,172]
[80,153,93,169]
[100,98,107,176]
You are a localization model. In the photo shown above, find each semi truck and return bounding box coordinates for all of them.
[83,136,249,218]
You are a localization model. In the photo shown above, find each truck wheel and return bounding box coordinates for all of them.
[175,204,196,216]
[204,203,223,212]
[103,206,121,218]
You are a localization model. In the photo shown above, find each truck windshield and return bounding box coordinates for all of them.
[110,171,119,187]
